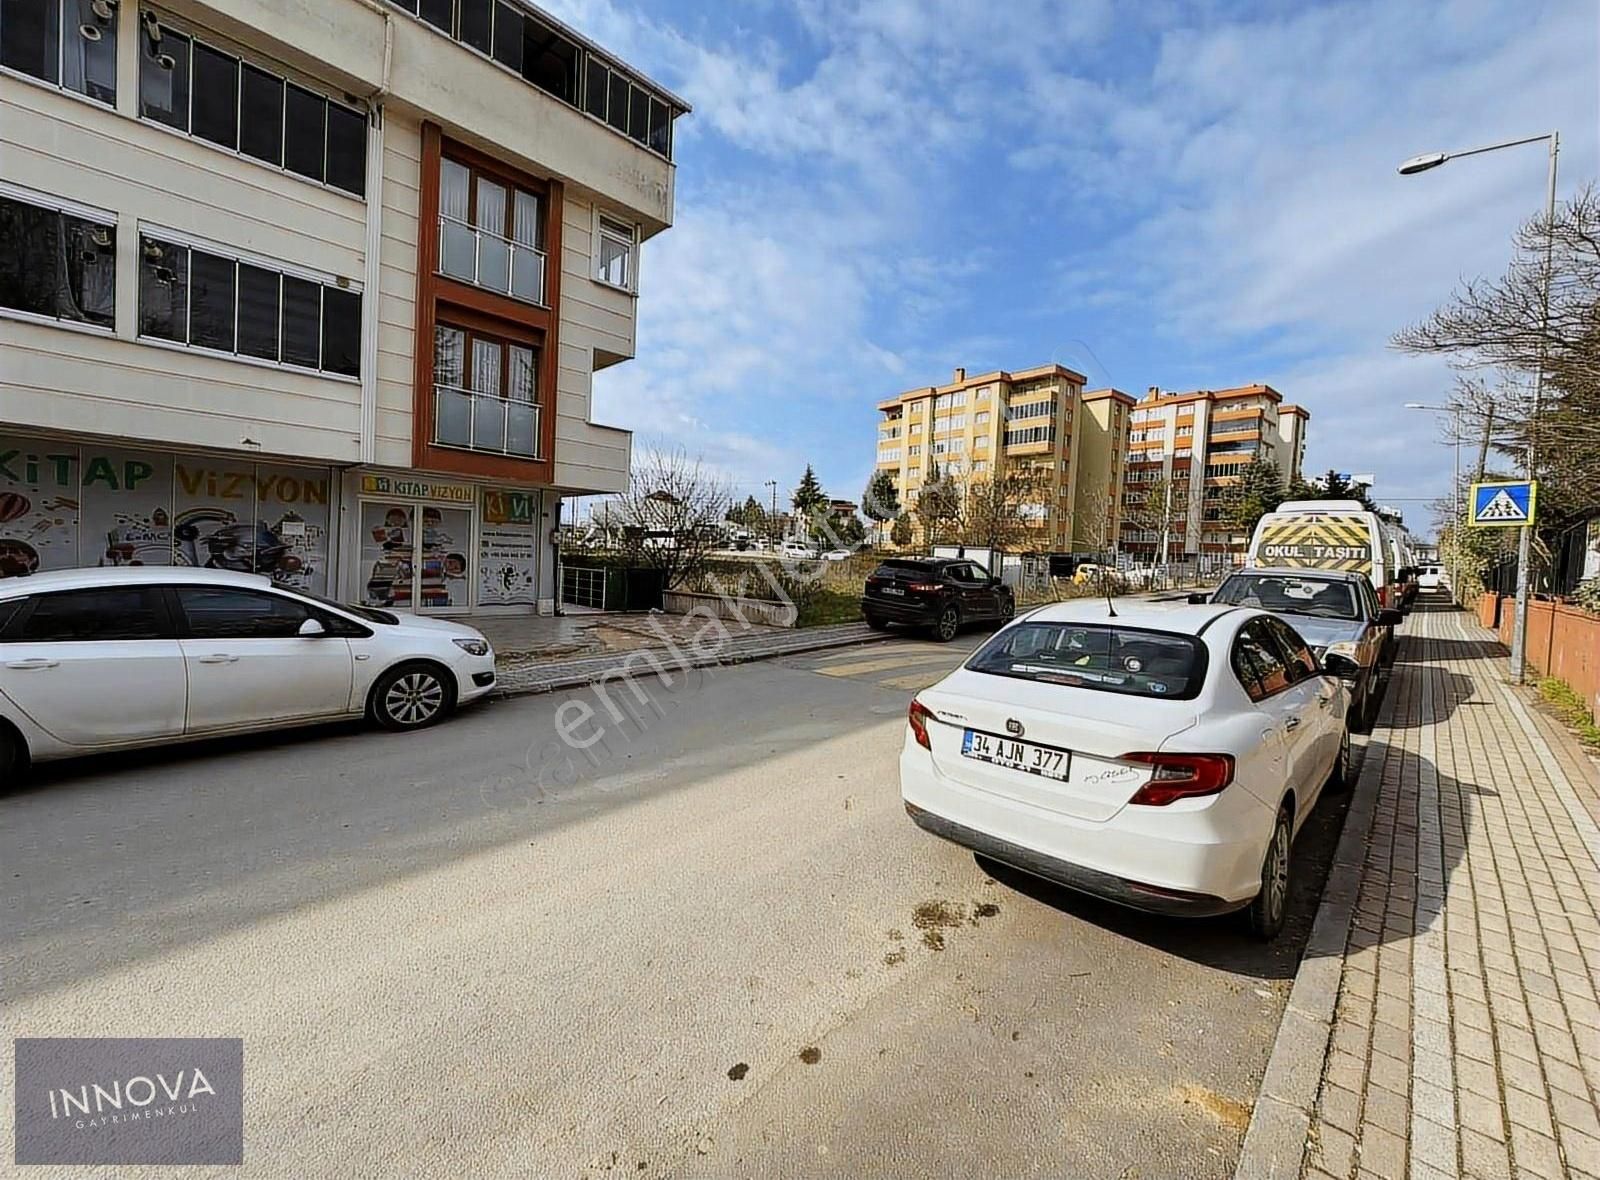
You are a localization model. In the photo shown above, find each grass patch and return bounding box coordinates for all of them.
[1537,677,1600,749]
[796,586,863,628]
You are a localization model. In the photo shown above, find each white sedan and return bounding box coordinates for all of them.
[0,567,497,788]
[901,600,1351,939]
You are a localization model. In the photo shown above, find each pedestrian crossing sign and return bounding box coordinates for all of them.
[1469,480,1537,528]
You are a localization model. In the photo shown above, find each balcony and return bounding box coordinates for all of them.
[434,383,541,457]
[439,215,547,305]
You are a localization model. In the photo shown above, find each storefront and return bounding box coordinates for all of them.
[0,432,335,594]
[341,472,547,616]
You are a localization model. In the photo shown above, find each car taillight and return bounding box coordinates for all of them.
[1122,752,1235,806]
[906,582,941,592]
[908,698,934,749]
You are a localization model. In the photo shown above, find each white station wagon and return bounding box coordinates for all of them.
[901,600,1352,939]
[0,567,497,788]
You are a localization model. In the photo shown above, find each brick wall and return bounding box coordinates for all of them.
[1483,595,1600,721]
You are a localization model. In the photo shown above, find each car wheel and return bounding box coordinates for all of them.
[931,604,960,643]
[0,724,26,794]
[370,661,455,732]
[1325,727,1353,793]
[996,596,1015,625]
[1247,806,1293,941]
[865,613,889,631]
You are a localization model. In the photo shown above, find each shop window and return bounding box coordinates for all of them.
[137,234,362,377]
[136,13,366,197]
[2,0,116,105]
[0,190,115,328]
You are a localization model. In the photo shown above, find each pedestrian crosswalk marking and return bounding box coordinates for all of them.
[1476,489,1526,521]
[813,651,968,678]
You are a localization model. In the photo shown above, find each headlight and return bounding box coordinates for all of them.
[453,638,490,657]
[1325,640,1360,661]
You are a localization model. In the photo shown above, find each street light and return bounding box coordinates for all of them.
[1399,130,1560,683]
[1404,402,1463,600]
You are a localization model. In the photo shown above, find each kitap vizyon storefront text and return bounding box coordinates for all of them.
[0,436,548,615]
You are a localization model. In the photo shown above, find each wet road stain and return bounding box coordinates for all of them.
[1175,1083,1252,1131]
[883,947,907,967]
[912,899,968,931]
[799,1046,822,1065]
[973,901,1000,920]
[921,930,946,951]
[726,1062,749,1081]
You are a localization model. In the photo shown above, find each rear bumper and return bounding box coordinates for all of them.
[900,740,1274,912]
[904,801,1245,917]
[861,595,940,624]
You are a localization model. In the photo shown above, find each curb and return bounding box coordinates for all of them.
[490,625,885,698]
[1232,684,1395,1178]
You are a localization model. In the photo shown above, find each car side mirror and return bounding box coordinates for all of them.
[298,617,327,638]
[1324,651,1361,678]
[988,577,1002,588]
[1377,609,1403,627]
[1186,593,1209,604]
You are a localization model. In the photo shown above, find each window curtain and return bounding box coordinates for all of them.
[434,326,465,388]
[440,160,471,222]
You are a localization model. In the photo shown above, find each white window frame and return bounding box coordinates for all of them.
[593,209,638,293]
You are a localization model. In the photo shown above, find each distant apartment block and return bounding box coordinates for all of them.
[874,365,1135,552]
[1119,384,1310,559]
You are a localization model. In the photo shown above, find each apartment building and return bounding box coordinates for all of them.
[1119,384,1310,560]
[874,365,1135,552]
[0,0,685,615]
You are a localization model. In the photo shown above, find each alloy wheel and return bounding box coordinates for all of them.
[1266,820,1290,922]
[937,607,958,641]
[385,671,445,726]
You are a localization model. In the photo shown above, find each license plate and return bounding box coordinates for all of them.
[881,586,905,596]
[962,729,1071,781]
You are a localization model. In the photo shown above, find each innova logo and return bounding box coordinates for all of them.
[15,1038,243,1165]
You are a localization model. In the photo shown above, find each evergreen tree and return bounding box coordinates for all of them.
[890,513,914,547]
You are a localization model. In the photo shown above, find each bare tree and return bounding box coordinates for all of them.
[612,447,732,589]
[958,464,1053,551]
[1396,186,1600,530]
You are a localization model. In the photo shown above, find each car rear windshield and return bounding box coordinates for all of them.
[872,560,935,578]
[965,622,1206,700]
[1213,574,1360,620]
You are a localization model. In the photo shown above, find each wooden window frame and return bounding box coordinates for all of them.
[414,122,561,482]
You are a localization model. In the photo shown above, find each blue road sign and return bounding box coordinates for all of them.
[1469,481,1537,528]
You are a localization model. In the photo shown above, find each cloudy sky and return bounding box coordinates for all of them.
[547,0,1596,533]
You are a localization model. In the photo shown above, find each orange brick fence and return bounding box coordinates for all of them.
[1479,594,1600,721]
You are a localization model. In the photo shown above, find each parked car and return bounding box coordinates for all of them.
[0,567,497,789]
[1416,565,1447,591]
[862,557,1015,641]
[1195,568,1400,731]
[1247,500,1412,609]
[780,540,813,559]
[821,549,853,561]
[900,600,1351,939]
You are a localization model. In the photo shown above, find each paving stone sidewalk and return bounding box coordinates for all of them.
[1238,601,1600,1180]
[492,621,880,695]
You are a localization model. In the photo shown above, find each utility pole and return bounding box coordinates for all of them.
[764,479,778,540]
[1474,406,1494,481]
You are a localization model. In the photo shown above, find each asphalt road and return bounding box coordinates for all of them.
[0,628,1355,1179]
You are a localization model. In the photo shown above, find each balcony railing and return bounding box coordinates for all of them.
[439,215,547,306]
[434,383,541,458]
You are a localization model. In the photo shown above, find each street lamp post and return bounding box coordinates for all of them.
[763,479,778,541]
[1405,402,1463,601]
[1399,130,1560,683]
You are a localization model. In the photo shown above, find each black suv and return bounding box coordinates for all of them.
[861,557,1015,641]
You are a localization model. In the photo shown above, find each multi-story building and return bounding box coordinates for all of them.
[873,365,1134,552]
[0,0,685,615]
[1119,384,1310,561]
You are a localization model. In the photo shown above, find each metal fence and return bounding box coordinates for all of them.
[561,565,606,610]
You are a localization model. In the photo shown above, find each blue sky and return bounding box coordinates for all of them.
[549,0,1596,535]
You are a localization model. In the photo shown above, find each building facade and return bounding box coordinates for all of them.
[0,0,685,615]
[1119,384,1310,561]
[874,365,1134,553]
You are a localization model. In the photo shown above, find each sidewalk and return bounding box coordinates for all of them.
[492,621,880,695]
[1238,602,1600,1180]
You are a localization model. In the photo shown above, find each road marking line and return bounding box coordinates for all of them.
[813,652,966,678]
[879,672,947,690]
